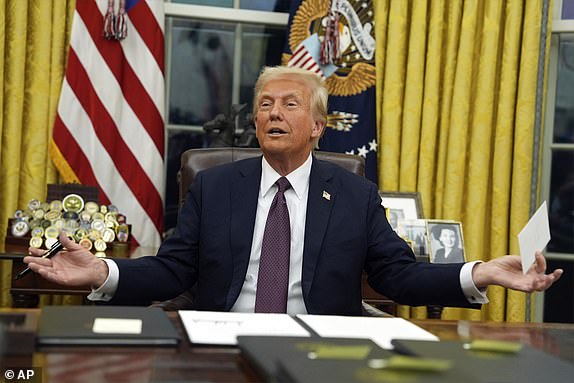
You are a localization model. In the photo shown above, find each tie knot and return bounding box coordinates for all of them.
[276,177,291,193]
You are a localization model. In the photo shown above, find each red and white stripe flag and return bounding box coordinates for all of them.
[288,43,325,79]
[50,0,164,247]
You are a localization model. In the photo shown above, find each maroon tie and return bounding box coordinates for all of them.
[255,177,291,313]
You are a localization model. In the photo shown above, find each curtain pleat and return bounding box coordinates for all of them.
[507,0,546,322]
[375,0,551,322]
[0,0,76,307]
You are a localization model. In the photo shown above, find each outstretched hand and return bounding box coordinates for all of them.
[472,251,563,292]
[23,232,109,288]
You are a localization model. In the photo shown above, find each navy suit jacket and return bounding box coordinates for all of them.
[112,156,476,315]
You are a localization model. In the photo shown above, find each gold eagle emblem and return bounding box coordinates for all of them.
[282,0,376,97]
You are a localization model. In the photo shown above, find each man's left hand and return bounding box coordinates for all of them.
[472,252,563,292]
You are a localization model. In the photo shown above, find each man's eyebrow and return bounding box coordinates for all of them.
[259,90,303,99]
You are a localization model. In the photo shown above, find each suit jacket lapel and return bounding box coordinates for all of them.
[302,158,338,301]
[227,157,261,308]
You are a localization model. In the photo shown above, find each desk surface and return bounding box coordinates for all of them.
[2,309,573,383]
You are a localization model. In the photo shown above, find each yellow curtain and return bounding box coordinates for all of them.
[0,0,76,307]
[375,0,552,322]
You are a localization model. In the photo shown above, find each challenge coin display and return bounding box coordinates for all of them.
[9,193,130,254]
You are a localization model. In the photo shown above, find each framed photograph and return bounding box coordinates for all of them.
[426,220,466,263]
[378,192,424,231]
[396,219,429,257]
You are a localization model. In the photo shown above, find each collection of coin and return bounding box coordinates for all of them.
[11,193,130,253]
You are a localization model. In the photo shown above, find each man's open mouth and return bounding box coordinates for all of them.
[268,128,287,136]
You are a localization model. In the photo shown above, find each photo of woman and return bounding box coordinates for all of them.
[428,221,465,263]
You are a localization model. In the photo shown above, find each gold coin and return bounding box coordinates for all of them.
[62,194,84,213]
[79,212,91,223]
[33,209,45,220]
[104,212,117,222]
[27,199,41,211]
[95,252,107,258]
[29,236,43,248]
[105,219,117,229]
[44,226,59,239]
[84,201,99,215]
[102,228,116,243]
[91,219,105,232]
[94,238,107,252]
[75,227,88,241]
[92,212,105,221]
[49,200,63,212]
[45,237,58,249]
[88,229,101,241]
[31,227,44,238]
[79,237,93,250]
[11,220,29,237]
[29,219,41,230]
[44,210,61,221]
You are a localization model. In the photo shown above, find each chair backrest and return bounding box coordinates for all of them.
[163,147,396,317]
[178,147,365,207]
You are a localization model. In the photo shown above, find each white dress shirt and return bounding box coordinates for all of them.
[230,154,312,315]
[89,154,488,308]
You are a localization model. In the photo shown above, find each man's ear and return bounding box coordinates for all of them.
[312,121,325,138]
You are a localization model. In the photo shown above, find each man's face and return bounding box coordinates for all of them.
[439,228,456,248]
[254,77,323,163]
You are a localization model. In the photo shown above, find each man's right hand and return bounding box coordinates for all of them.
[23,232,109,289]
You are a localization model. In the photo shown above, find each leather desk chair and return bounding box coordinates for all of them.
[154,147,393,316]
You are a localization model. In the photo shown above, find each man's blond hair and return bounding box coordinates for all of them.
[253,66,328,125]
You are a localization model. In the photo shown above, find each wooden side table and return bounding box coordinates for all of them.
[1,252,90,308]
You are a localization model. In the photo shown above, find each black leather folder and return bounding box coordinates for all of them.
[391,339,574,383]
[37,306,180,346]
[237,336,396,382]
[275,353,474,383]
[239,336,477,383]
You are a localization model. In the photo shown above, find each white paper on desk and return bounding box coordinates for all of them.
[297,315,438,350]
[518,201,551,274]
[178,311,310,345]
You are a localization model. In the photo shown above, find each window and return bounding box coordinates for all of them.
[164,2,288,231]
[547,34,574,255]
[539,0,574,322]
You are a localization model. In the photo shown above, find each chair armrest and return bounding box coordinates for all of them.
[149,289,195,311]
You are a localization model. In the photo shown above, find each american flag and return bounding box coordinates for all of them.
[50,0,164,247]
[289,43,326,78]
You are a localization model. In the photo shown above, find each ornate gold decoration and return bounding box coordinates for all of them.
[284,0,376,97]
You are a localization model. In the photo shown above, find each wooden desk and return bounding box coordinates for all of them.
[3,310,573,383]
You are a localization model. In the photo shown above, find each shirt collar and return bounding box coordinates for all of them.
[261,153,312,199]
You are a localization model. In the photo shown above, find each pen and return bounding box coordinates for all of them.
[14,240,64,280]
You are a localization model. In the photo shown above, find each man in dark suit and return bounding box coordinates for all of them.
[24,66,562,315]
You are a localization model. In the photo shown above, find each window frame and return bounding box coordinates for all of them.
[535,0,574,321]
[161,2,289,231]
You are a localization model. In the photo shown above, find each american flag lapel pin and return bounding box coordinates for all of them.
[322,190,331,201]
